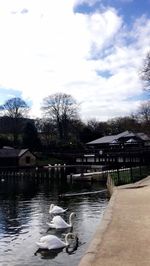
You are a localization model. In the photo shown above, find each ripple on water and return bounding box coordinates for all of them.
[0,177,108,266]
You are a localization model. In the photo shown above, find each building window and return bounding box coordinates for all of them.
[26,156,30,164]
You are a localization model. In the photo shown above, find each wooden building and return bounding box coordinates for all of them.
[76,131,150,167]
[0,147,36,167]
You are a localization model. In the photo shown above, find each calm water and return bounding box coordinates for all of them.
[0,168,109,266]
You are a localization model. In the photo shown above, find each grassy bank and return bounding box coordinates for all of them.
[110,165,150,186]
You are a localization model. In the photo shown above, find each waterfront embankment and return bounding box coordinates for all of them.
[78,175,150,266]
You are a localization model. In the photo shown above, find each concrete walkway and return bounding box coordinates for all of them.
[78,176,150,266]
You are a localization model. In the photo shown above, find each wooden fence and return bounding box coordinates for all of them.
[0,165,149,185]
[0,167,53,179]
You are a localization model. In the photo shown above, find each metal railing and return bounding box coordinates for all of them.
[109,165,150,186]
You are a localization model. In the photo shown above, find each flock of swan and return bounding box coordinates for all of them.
[36,204,78,251]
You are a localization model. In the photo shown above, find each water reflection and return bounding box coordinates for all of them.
[0,168,109,266]
[35,247,65,260]
[35,243,79,261]
[35,232,79,259]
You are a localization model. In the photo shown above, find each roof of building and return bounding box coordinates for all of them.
[0,148,32,158]
[87,131,150,145]
[136,132,150,141]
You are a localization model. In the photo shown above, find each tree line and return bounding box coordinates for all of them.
[0,93,149,152]
[0,53,149,153]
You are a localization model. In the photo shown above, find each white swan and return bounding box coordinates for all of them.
[49,204,68,215]
[47,212,76,229]
[36,233,75,250]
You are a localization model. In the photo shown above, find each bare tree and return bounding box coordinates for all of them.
[108,116,140,134]
[140,52,150,91]
[35,118,56,146]
[0,97,29,145]
[41,93,78,140]
[0,97,29,118]
[138,101,150,123]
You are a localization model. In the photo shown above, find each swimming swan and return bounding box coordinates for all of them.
[49,204,68,214]
[47,212,76,229]
[36,233,75,250]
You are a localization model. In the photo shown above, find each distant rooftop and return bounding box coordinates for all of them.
[87,131,150,145]
[0,148,29,158]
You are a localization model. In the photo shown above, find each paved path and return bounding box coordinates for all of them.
[78,176,150,266]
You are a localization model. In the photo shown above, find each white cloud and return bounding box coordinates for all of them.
[0,0,149,121]
[87,8,123,53]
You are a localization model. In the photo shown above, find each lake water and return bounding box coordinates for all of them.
[0,168,109,266]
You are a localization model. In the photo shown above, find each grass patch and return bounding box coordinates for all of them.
[110,166,150,186]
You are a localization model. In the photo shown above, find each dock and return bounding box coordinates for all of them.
[67,171,108,182]
[78,175,150,266]
[44,164,104,169]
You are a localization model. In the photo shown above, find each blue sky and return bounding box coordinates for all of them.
[75,0,150,20]
[0,0,150,121]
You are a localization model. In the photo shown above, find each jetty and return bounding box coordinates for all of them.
[78,175,150,266]
[67,170,109,182]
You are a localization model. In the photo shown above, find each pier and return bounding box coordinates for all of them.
[67,171,108,182]
[78,175,150,266]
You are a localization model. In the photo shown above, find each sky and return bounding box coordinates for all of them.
[0,0,150,121]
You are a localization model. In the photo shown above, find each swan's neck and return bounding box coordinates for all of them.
[65,233,74,246]
[69,213,74,226]
[50,204,54,211]
[65,234,69,246]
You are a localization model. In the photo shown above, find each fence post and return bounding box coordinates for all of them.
[139,165,142,179]
[130,166,133,182]
[117,168,120,185]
